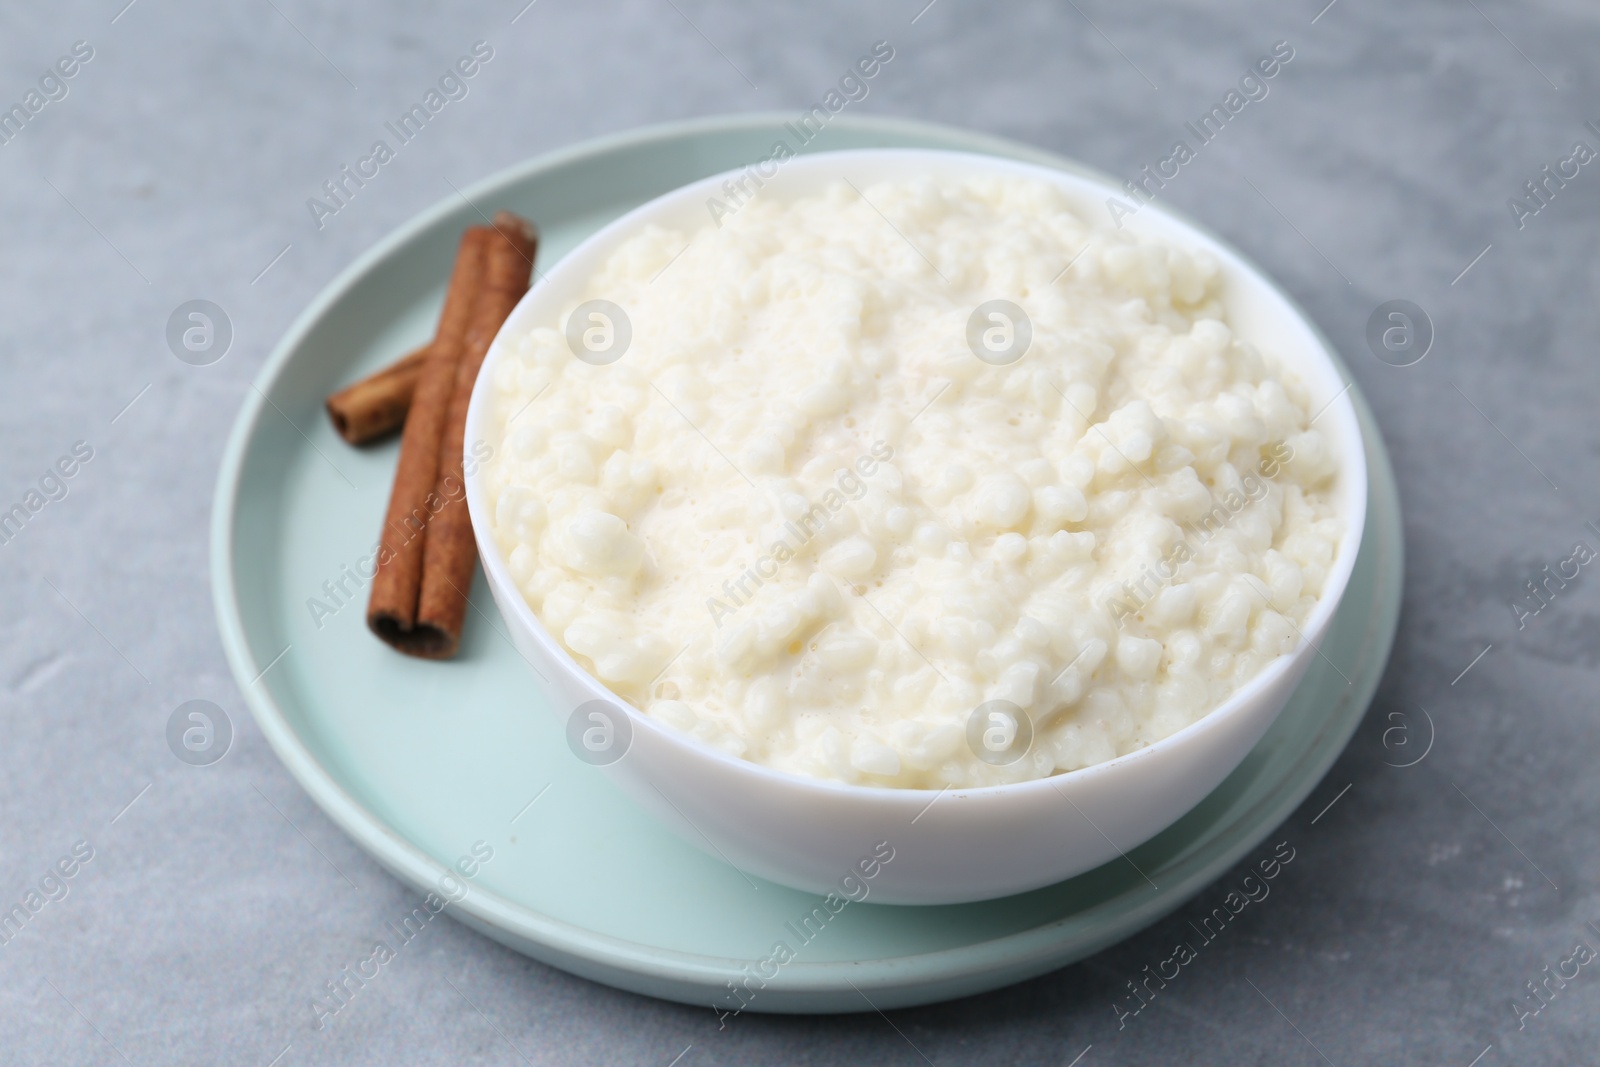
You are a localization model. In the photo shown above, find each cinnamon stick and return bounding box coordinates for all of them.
[415,212,539,658]
[367,226,493,655]
[326,344,431,444]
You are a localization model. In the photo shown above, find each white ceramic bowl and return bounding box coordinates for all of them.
[464,149,1367,905]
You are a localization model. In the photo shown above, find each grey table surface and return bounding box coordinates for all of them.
[2,0,1598,1063]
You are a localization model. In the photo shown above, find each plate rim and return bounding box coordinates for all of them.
[210,110,1403,1010]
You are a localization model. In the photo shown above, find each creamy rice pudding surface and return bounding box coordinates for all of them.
[485,174,1341,788]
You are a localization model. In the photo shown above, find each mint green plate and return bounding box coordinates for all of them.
[211,113,1402,1013]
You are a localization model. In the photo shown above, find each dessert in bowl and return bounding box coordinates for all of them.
[464,149,1365,904]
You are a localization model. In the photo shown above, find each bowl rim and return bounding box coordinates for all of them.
[464,145,1369,803]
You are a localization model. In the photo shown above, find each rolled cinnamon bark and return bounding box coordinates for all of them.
[367,226,493,656]
[415,212,539,658]
[325,344,431,445]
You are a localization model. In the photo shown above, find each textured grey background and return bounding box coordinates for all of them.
[1,0,1597,1063]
